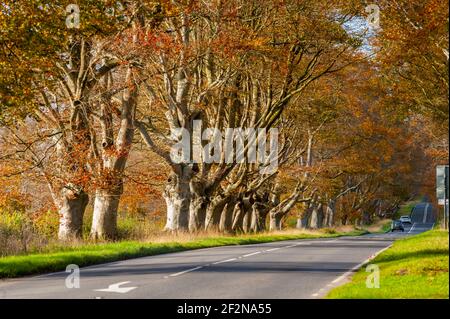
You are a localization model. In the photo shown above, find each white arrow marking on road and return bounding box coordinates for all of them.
[94,281,137,294]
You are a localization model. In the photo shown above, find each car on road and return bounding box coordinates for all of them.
[391,220,405,232]
[399,215,412,224]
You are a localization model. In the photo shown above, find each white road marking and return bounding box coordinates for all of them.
[408,223,416,234]
[423,203,429,223]
[169,266,203,277]
[321,239,339,243]
[94,281,137,294]
[212,258,237,265]
[243,251,261,258]
[312,244,393,298]
[164,238,350,282]
[284,242,311,248]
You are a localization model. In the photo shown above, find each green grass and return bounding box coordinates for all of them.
[326,229,449,299]
[0,229,366,279]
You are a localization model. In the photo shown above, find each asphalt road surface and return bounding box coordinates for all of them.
[0,202,435,299]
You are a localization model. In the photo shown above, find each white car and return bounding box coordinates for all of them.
[399,215,412,224]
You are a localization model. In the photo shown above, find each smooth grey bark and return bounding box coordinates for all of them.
[91,188,121,239]
[164,170,191,231]
[231,202,245,232]
[91,64,138,238]
[250,202,269,232]
[269,212,282,231]
[242,210,251,233]
[219,199,236,233]
[296,205,313,229]
[309,202,324,229]
[57,187,89,240]
[325,199,336,227]
[189,196,207,232]
[189,176,208,232]
[250,204,260,233]
[205,196,227,231]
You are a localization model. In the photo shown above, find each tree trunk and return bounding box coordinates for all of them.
[309,203,324,229]
[231,202,244,232]
[219,200,235,233]
[362,210,372,225]
[250,202,268,232]
[189,195,207,232]
[91,189,121,239]
[205,197,227,231]
[164,171,191,231]
[189,177,207,232]
[250,204,260,233]
[325,200,336,227]
[296,206,312,229]
[269,212,282,231]
[259,210,269,231]
[242,209,251,233]
[57,187,89,240]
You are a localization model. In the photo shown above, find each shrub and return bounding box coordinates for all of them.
[0,209,35,256]
[32,210,59,238]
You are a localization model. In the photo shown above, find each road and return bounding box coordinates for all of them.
[0,202,435,299]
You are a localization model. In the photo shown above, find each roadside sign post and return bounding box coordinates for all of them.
[436,165,449,230]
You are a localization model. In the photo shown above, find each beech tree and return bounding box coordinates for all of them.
[132,0,365,232]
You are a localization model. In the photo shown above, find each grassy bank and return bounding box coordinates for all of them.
[0,228,366,279]
[326,229,449,299]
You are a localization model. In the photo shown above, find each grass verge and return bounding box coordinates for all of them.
[0,229,366,279]
[326,229,449,299]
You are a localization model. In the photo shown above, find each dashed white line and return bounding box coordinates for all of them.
[243,251,261,258]
[165,239,323,280]
[212,258,237,265]
[321,239,339,243]
[408,223,416,234]
[169,266,203,277]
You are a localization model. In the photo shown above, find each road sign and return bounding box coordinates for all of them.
[436,165,449,230]
[436,165,449,204]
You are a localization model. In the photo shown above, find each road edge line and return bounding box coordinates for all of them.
[312,243,393,299]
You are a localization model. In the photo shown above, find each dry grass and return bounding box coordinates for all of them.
[143,228,331,243]
[1,206,388,257]
[0,227,367,278]
[363,219,392,233]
